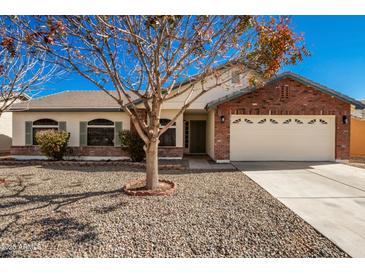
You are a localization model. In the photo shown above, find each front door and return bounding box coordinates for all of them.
[189,120,206,153]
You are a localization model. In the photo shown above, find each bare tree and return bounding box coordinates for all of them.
[15,16,307,189]
[0,17,58,117]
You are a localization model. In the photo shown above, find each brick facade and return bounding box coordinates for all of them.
[214,77,351,160]
[11,146,184,159]
[158,147,184,158]
[11,146,129,157]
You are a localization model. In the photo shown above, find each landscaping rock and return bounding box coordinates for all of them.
[0,165,349,257]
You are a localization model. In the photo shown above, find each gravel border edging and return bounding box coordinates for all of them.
[0,160,186,170]
[122,179,176,196]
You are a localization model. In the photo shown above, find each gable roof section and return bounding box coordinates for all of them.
[10,72,365,112]
[206,72,365,110]
[9,91,141,112]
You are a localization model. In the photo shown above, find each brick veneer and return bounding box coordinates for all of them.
[11,146,184,158]
[214,77,351,161]
[11,146,129,157]
[158,147,184,158]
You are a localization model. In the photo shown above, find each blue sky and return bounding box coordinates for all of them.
[43,16,365,100]
[282,16,365,100]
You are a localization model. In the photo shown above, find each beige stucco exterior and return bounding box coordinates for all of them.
[12,109,184,148]
[161,69,251,110]
[206,110,215,159]
[10,67,250,154]
[0,111,13,153]
[12,111,131,147]
[159,109,184,148]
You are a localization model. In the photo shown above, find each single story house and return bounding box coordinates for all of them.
[9,69,365,162]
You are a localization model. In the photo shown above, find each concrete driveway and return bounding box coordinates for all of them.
[233,161,365,258]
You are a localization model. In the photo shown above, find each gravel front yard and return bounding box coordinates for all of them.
[0,164,348,258]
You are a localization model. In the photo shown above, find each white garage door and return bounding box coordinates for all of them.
[230,115,335,161]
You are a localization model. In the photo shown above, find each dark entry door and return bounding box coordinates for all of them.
[190,120,206,153]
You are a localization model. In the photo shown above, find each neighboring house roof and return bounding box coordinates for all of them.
[9,91,140,112]
[206,72,365,110]
[352,99,365,119]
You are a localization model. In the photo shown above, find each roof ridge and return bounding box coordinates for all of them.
[206,71,365,109]
[274,71,364,109]
[27,90,119,101]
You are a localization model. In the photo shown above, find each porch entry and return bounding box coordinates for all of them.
[189,120,206,153]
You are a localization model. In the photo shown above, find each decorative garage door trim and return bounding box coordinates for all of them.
[230,115,336,161]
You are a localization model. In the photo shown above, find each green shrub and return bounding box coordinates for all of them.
[35,130,70,160]
[119,130,145,162]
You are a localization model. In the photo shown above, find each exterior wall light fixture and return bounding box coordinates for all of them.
[220,115,225,123]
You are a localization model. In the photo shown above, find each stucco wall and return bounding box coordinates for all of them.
[12,110,184,148]
[350,117,365,157]
[159,109,184,148]
[162,68,252,110]
[0,111,12,152]
[206,110,215,159]
[12,111,131,147]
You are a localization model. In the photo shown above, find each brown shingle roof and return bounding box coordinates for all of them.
[10,91,140,112]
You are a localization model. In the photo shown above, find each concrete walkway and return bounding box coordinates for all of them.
[233,161,365,258]
[187,156,235,170]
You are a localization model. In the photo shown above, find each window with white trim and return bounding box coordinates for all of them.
[32,119,59,145]
[159,119,176,147]
[87,119,115,146]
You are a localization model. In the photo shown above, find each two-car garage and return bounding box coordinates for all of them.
[207,72,364,162]
[230,115,336,161]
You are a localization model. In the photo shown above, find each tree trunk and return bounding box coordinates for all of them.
[145,139,159,190]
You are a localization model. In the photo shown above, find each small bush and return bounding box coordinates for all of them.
[35,130,70,160]
[119,130,145,162]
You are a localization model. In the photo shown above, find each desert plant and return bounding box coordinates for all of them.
[35,130,70,160]
[120,130,145,162]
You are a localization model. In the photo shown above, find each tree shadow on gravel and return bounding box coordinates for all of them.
[0,188,124,217]
[92,202,128,215]
[0,188,123,247]
[0,217,99,257]
[31,217,99,244]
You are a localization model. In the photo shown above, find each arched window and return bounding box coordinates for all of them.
[87,119,115,146]
[32,119,59,145]
[159,119,176,147]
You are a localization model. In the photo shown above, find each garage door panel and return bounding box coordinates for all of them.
[230,115,335,161]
